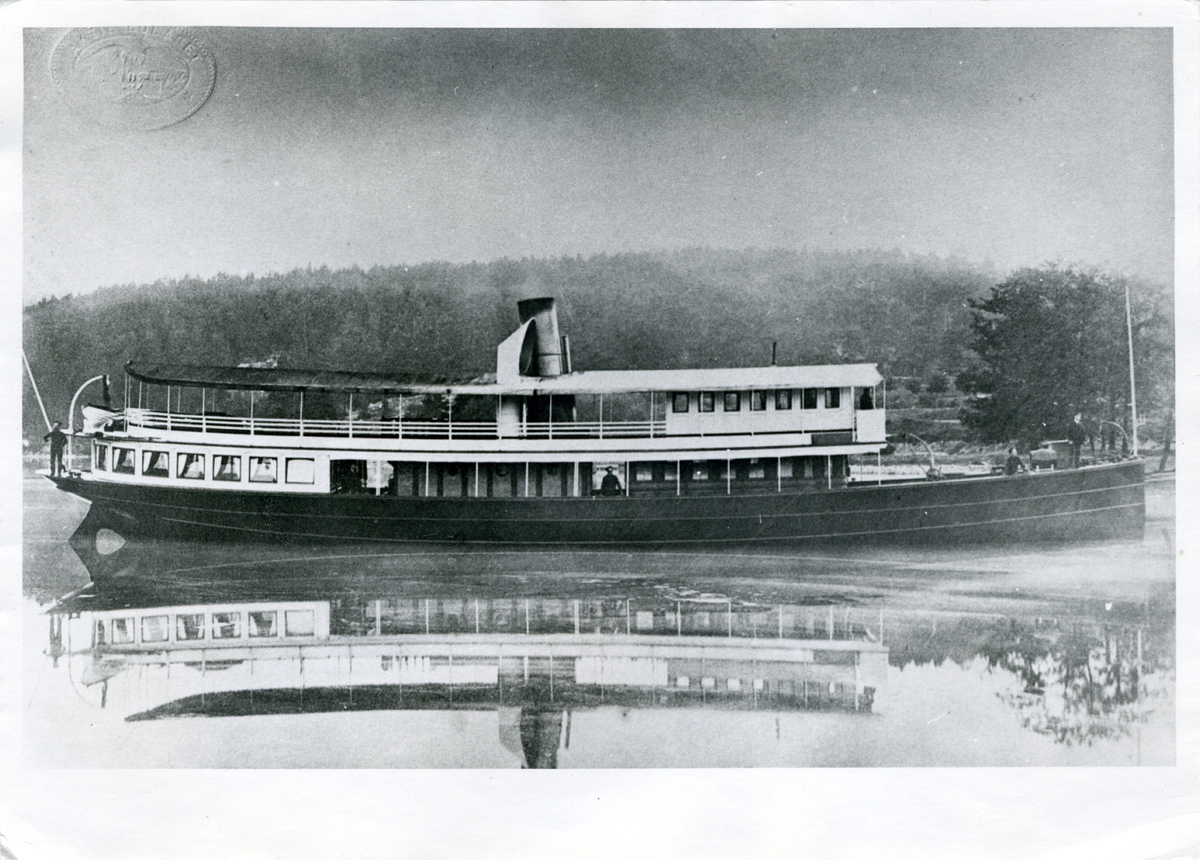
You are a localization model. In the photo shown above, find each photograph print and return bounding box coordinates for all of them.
[19,22,1176,770]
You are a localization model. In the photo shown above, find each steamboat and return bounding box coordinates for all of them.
[46,297,1144,545]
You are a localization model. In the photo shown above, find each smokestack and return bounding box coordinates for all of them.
[517,298,564,377]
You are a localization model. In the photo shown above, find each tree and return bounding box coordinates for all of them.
[958,266,1172,447]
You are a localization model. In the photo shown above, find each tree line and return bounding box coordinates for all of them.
[22,249,1171,452]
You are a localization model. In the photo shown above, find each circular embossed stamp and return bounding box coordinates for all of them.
[50,27,216,131]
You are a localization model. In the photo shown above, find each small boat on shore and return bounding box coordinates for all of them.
[48,297,1144,546]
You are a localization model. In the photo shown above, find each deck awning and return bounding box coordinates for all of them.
[125,362,882,396]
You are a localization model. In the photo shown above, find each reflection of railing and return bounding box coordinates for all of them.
[122,409,669,440]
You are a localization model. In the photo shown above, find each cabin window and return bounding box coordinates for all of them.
[779,458,794,478]
[178,453,205,480]
[635,463,654,482]
[749,459,765,479]
[94,620,106,645]
[141,615,169,643]
[249,611,277,637]
[176,614,205,641]
[142,450,170,478]
[699,392,715,413]
[214,455,242,482]
[749,391,767,411]
[776,389,792,410]
[111,618,134,644]
[212,612,241,639]
[723,392,741,412]
[95,445,108,471]
[672,393,690,413]
[825,387,841,409]
[112,447,135,474]
[286,458,315,484]
[285,610,316,637]
[249,457,277,483]
[692,463,709,481]
[802,388,819,410]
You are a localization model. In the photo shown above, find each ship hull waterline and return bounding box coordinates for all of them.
[50,459,1145,548]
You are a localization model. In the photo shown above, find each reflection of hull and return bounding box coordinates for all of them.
[54,460,1144,546]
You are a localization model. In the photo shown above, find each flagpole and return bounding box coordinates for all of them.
[1124,280,1139,456]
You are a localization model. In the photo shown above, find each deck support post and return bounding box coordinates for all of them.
[475,462,480,497]
[448,395,453,440]
[298,391,303,437]
[877,451,882,485]
[525,462,530,497]
[348,393,353,439]
[249,390,254,436]
[727,458,732,494]
[573,462,579,497]
[202,389,206,434]
[599,394,603,439]
[548,394,552,439]
[677,601,682,636]
[827,455,832,489]
[649,391,654,438]
[425,461,430,497]
[398,395,403,439]
[676,460,681,496]
[166,385,171,430]
[777,457,782,492]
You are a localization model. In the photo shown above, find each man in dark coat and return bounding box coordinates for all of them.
[1066,413,1088,469]
[1004,446,1026,476]
[599,466,623,496]
[44,421,67,477]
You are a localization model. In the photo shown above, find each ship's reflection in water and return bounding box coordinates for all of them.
[31,494,1174,767]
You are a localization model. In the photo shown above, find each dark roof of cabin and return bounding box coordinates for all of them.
[125,362,487,394]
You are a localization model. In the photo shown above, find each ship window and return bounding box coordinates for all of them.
[214,455,242,482]
[249,457,277,483]
[779,458,794,478]
[825,387,841,409]
[286,458,315,484]
[635,463,654,481]
[95,445,108,471]
[672,392,689,413]
[112,447,135,474]
[749,391,767,411]
[142,450,170,477]
[249,611,277,638]
[141,615,169,643]
[95,620,106,645]
[285,610,316,637]
[723,392,741,412]
[775,389,792,410]
[802,388,819,410]
[212,612,241,639]
[749,459,765,479]
[178,453,205,480]
[699,392,715,413]
[111,618,134,644]
[176,614,205,640]
[692,463,709,481]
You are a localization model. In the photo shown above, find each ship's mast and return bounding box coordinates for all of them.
[1124,280,1139,456]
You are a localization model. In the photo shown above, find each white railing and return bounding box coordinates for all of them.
[122,409,668,441]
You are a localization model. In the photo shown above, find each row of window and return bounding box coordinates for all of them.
[96,446,315,484]
[96,609,317,645]
[672,388,842,414]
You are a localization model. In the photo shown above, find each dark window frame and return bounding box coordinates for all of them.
[723,391,741,412]
[802,388,819,410]
[698,392,715,413]
[825,387,841,409]
[141,449,170,478]
[672,392,690,413]
[749,391,767,411]
[775,389,793,410]
[177,452,205,480]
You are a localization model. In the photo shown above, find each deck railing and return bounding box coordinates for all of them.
[122,409,668,441]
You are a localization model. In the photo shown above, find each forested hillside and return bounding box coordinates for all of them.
[23,248,993,444]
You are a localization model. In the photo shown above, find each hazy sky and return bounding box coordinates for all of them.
[23,27,1174,302]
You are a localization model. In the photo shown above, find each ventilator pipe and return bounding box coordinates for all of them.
[517,297,564,377]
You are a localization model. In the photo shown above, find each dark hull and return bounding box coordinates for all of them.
[51,459,1145,547]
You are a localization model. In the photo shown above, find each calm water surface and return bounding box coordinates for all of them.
[22,476,1175,767]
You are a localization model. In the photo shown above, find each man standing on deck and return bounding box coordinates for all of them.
[1066,413,1088,468]
[599,466,623,496]
[44,421,66,476]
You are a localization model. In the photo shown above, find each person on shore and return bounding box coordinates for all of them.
[1066,413,1088,468]
[44,421,67,477]
[599,466,623,496]
[1004,446,1026,476]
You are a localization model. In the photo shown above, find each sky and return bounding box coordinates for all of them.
[22,27,1175,303]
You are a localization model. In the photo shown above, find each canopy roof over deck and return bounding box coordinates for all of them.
[125,361,882,397]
